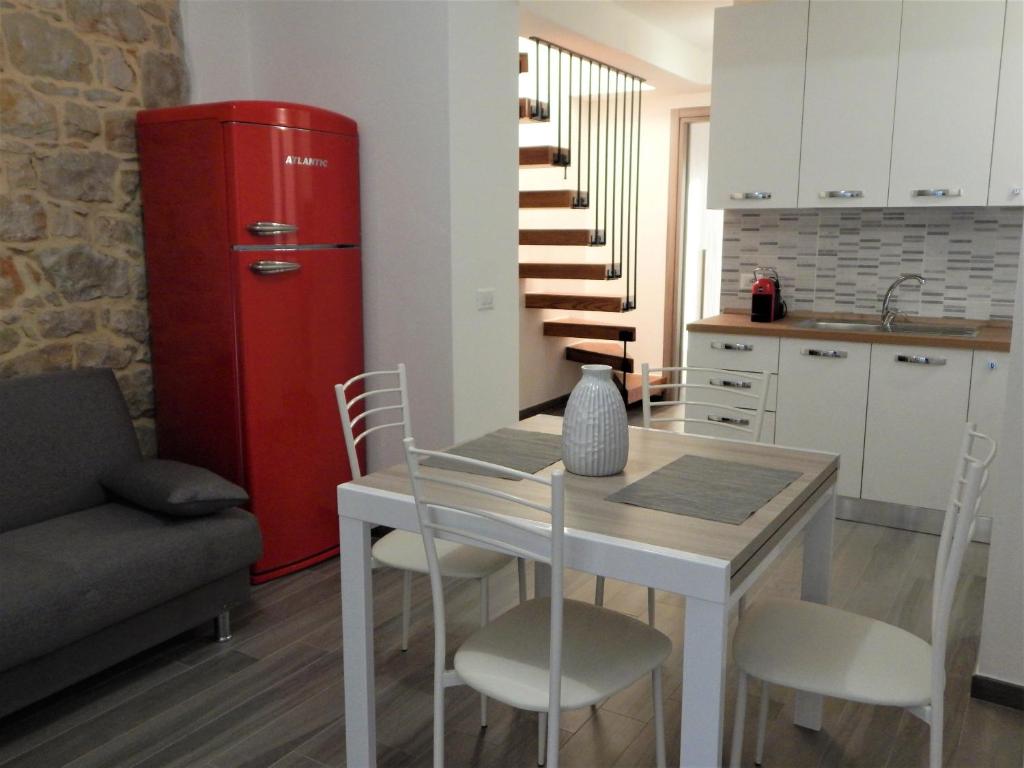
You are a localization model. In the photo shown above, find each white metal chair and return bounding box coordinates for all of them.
[404,438,673,768]
[594,363,771,619]
[335,365,527,676]
[729,424,996,768]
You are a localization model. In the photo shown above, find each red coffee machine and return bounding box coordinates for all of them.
[751,266,787,323]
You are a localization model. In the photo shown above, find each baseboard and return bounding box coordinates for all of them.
[519,394,570,420]
[971,673,1024,710]
[836,496,992,544]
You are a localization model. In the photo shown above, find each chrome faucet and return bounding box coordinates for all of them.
[881,273,926,329]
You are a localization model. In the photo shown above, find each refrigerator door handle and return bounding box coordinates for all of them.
[248,221,299,236]
[250,260,302,275]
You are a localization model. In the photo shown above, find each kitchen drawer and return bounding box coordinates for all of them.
[776,338,870,498]
[681,405,775,444]
[684,368,777,412]
[862,345,972,510]
[687,332,780,375]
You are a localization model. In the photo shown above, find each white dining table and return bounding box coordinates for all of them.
[337,414,838,767]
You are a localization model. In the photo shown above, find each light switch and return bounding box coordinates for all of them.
[476,288,495,311]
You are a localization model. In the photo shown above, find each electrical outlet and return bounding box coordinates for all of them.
[476,288,495,311]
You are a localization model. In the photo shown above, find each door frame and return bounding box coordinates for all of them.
[662,107,711,368]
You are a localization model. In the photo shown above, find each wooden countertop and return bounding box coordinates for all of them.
[687,310,1012,352]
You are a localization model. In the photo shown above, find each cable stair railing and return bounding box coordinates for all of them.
[518,38,659,403]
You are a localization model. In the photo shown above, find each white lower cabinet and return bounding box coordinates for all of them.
[776,338,870,498]
[862,345,972,510]
[968,351,1010,530]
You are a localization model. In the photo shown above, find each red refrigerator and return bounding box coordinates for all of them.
[137,101,364,583]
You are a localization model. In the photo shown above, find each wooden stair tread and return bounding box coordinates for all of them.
[519,263,610,280]
[519,98,549,122]
[527,294,624,312]
[519,146,570,167]
[623,372,667,405]
[566,342,634,373]
[520,229,597,247]
[544,318,636,341]
[519,190,588,209]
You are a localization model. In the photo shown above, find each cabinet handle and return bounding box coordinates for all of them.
[911,188,962,199]
[711,341,753,351]
[729,191,772,200]
[248,221,299,236]
[896,353,946,366]
[709,378,752,389]
[708,414,750,426]
[820,190,863,199]
[250,260,301,275]
[802,349,848,359]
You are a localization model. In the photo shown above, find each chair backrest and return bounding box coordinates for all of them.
[404,438,566,743]
[929,425,996,680]
[640,363,770,442]
[335,364,412,479]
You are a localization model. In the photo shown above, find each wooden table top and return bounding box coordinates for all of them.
[349,415,838,580]
[687,310,1012,352]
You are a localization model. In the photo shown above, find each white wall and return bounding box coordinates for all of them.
[977,243,1024,688]
[182,0,519,468]
[448,2,520,441]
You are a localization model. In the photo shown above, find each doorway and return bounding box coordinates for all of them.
[663,109,723,368]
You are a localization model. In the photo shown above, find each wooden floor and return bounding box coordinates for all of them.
[0,520,1020,768]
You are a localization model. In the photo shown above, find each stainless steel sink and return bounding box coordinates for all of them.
[793,319,979,337]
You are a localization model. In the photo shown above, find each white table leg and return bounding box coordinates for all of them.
[341,515,377,767]
[793,485,835,731]
[681,596,729,768]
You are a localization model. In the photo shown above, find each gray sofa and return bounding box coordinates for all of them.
[0,368,262,718]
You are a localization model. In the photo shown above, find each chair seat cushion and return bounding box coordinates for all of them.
[0,503,262,671]
[454,597,672,711]
[372,529,511,578]
[733,598,932,707]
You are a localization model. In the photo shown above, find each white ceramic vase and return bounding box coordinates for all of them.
[561,364,629,476]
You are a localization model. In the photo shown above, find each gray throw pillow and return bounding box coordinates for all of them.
[101,459,249,517]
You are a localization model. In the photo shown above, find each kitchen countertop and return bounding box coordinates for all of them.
[687,310,1012,352]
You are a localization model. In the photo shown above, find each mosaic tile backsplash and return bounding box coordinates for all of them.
[720,208,1023,320]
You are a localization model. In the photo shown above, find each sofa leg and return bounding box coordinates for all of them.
[214,610,231,642]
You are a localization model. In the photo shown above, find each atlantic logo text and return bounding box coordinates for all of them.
[284,155,328,168]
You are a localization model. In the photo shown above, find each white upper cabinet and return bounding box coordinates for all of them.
[888,1,1006,207]
[989,0,1023,206]
[798,1,901,208]
[707,1,809,209]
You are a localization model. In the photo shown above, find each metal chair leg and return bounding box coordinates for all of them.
[652,668,666,768]
[480,577,489,728]
[730,672,748,768]
[517,557,528,602]
[538,712,547,766]
[401,570,412,652]
[594,576,605,607]
[755,680,770,765]
[214,610,231,642]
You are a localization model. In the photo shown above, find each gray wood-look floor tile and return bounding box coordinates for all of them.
[2,520,1021,768]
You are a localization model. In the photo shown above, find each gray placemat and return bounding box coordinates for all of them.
[606,455,801,524]
[422,428,562,480]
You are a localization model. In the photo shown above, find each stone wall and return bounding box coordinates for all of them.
[0,0,188,454]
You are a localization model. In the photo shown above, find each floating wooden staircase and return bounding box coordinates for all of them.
[518,45,654,404]
[518,263,610,280]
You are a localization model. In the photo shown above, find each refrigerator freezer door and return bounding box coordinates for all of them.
[225,122,360,248]
[235,247,364,581]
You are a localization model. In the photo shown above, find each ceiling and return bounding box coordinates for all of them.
[616,0,733,53]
